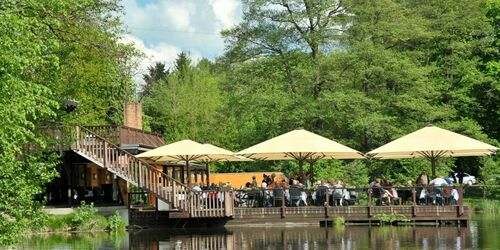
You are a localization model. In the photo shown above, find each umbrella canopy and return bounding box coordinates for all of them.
[136,140,248,185]
[136,139,238,163]
[367,125,498,177]
[238,129,364,161]
[237,129,364,175]
[202,143,252,162]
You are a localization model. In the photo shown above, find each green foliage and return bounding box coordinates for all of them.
[465,198,500,214]
[374,212,410,225]
[139,0,500,187]
[107,211,126,232]
[45,214,75,232]
[44,203,125,233]
[333,216,345,227]
[0,0,138,244]
[314,160,369,187]
[18,232,126,249]
[142,54,224,143]
[72,202,98,227]
[71,202,106,232]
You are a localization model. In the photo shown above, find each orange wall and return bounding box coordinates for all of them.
[210,172,286,188]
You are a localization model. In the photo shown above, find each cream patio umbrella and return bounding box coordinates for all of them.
[237,129,365,176]
[136,139,244,185]
[367,125,499,178]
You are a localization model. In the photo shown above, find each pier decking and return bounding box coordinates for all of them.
[229,205,470,226]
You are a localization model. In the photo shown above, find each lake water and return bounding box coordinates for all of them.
[9,215,499,249]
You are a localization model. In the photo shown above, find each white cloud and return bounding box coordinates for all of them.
[120,34,179,85]
[120,34,203,85]
[120,0,242,84]
[122,0,195,31]
[164,3,195,31]
[209,0,240,30]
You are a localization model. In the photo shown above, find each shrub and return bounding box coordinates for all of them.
[107,211,126,231]
[70,202,106,231]
[72,202,97,226]
[374,212,410,225]
[333,216,345,227]
[45,214,74,232]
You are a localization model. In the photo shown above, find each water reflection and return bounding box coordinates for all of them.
[129,225,471,250]
[12,215,500,250]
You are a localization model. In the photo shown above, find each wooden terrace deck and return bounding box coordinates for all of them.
[229,205,470,226]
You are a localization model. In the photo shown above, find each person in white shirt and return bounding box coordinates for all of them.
[192,183,202,192]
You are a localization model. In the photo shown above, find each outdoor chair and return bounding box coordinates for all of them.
[397,189,412,205]
[442,187,453,205]
[272,188,284,207]
[289,188,302,206]
[234,191,247,207]
[247,190,260,207]
[331,188,343,206]
[345,190,358,205]
[261,189,272,207]
[431,187,444,205]
[371,187,388,205]
[314,187,327,206]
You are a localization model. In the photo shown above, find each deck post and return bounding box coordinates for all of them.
[103,141,107,168]
[325,189,330,218]
[224,191,233,217]
[412,187,417,217]
[281,188,285,218]
[458,185,464,216]
[172,181,177,208]
[201,171,205,187]
[368,188,372,218]
[75,126,80,149]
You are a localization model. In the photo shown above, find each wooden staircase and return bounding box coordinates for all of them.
[71,126,232,218]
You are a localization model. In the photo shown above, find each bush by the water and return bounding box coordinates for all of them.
[465,198,500,214]
[374,212,410,225]
[45,202,125,232]
[107,211,126,231]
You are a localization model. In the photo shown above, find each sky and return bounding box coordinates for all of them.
[120,0,242,82]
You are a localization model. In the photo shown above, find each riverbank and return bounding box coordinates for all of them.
[43,202,126,233]
[10,215,500,249]
[464,198,500,214]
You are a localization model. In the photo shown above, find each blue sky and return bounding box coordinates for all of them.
[121,0,242,82]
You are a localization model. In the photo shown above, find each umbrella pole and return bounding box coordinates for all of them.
[431,157,436,179]
[205,162,210,187]
[309,161,315,184]
[299,160,304,175]
[186,160,190,186]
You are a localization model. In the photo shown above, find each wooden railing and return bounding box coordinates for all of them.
[189,190,234,218]
[73,126,190,211]
[83,125,121,145]
[72,125,232,217]
[119,126,164,147]
[83,125,164,148]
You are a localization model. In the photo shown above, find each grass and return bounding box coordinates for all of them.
[464,198,500,214]
[44,202,126,233]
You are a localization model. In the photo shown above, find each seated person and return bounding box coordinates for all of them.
[192,183,202,192]
[450,188,459,204]
[251,176,257,187]
[370,179,393,204]
[419,188,429,204]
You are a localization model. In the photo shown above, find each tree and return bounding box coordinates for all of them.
[139,62,169,102]
[222,0,349,97]
[143,54,224,143]
[0,0,138,244]
[0,0,61,243]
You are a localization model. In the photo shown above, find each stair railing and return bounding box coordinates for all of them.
[73,125,191,211]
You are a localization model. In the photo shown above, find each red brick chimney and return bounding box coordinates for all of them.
[124,103,142,129]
